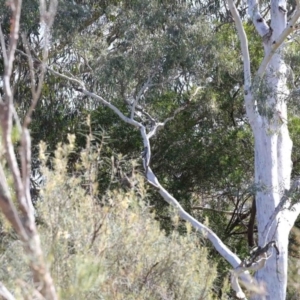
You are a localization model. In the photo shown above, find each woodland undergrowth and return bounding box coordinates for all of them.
[0,133,221,299]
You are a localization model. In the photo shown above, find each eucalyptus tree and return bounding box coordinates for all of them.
[227,0,300,298]
[47,1,300,299]
[2,0,300,299]
[37,1,300,299]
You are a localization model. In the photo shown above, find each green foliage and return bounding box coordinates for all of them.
[0,138,218,299]
[289,116,300,176]
[244,22,264,71]
[4,0,300,296]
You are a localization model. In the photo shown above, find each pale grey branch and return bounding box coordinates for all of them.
[257,8,300,76]
[131,75,152,119]
[227,0,258,128]
[0,281,15,300]
[48,68,257,298]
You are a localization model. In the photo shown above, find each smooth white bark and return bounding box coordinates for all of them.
[47,67,256,298]
[10,1,300,298]
[48,0,300,295]
[228,0,300,298]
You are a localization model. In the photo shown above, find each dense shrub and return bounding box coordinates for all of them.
[0,137,218,299]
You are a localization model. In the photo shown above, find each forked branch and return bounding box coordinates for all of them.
[46,67,259,299]
[257,5,300,76]
[0,1,58,299]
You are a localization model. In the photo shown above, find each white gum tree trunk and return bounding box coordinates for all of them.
[253,55,293,299]
[50,0,300,297]
[229,0,300,298]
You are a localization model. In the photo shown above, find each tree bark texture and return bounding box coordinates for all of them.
[249,0,298,298]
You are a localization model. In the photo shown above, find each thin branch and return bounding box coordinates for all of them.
[131,75,152,119]
[227,0,258,127]
[48,68,256,298]
[147,87,200,139]
[21,35,46,127]
[0,163,27,239]
[3,0,22,80]
[48,73,239,265]
[248,0,269,37]
[0,26,8,65]
[0,281,16,300]
[47,65,85,87]
[135,105,157,125]
[256,8,300,77]
[0,0,29,222]
[47,67,141,128]
[192,206,249,216]
[20,27,51,219]
[248,198,256,247]
[227,0,251,89]
[225,194,243,234]
[0,1,58,299]
[262,177,300,237]
[139,146,242,267]
[230,230,258,235]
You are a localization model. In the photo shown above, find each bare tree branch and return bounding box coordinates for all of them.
[21,35,46,127]
[256,7,300,77]
[147,87,200,139]
[46,67,257,298]
[227,0,251,88]
[248,198,256,247]
[134,105,157,124]
[0,0,30,228]
[0,26,8,65]
[227,0,258,127]
[39,0,58,29]
[0,281,16,300]
[248,0,269,37]
[0,163,27,239]
[131,75,153,119]
[20,28,51,219]
[231,241,280,298]
[262,177,300,237]
[192,206,249,215]
[0,1,58,299]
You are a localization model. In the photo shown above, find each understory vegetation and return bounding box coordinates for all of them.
[0,135,220,299]
[1,0,300,299]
